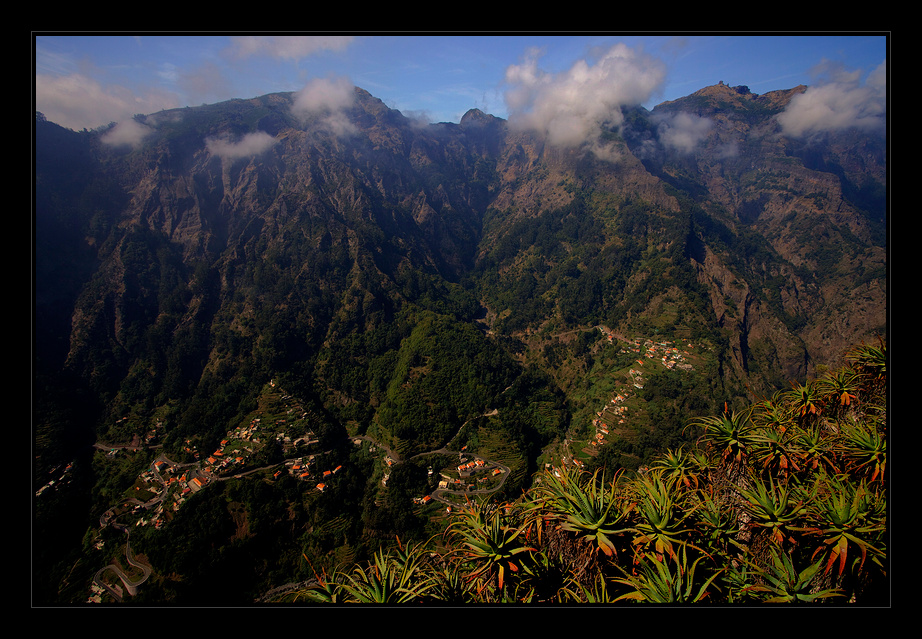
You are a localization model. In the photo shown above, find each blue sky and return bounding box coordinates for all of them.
[33,33,888,136]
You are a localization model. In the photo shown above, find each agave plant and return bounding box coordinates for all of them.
[627,469,697,562]
[801,474,887,579]
[651,447,703,491]
[445,500,535,593]
[750,427,801,477]
[533,467,633,558]
[292,553,345,603]
[613,546,723,603]
[817,368,860,418]
[568,572,616,603]
[422,558,478,604]
[847,339,886,390]
[513,548,579,603]
[786,380,823,427]
[739,476,807,547]
[338,542,434,603]
[837,418,887,483]
[746,546,844,603]
[751,391,795,433]
[791,423,837,474]
[692,486,745,558]
[693,409,756,470]
[297,578,344,603]
[719,558,761,604]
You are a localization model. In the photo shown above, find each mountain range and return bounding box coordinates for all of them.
[33,81,886,601]
[35,80,886,454]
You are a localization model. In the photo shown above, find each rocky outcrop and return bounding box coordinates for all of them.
[35,82,886,449]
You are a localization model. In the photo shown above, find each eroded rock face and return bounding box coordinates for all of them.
[35,82,886,443]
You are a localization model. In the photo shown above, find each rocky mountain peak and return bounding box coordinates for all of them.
[460,108,501,127]
[34,81,886,481]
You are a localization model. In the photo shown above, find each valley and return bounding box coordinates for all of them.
[33,76,886,605]
[57,326,713,603]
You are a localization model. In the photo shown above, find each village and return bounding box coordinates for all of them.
[76,375,516,547]
[46,331,705,536]
[41,326,706,508]
[545,328,701,476]
[43,330,705,602]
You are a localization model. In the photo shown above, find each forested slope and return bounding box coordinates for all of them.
[33,80,886,605]
[276,340,888,604]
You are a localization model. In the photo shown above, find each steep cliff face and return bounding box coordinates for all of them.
[625,82,886,382]
[34,82,886,465]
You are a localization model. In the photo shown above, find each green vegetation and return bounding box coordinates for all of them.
[278,340,887,604]
[33,85,886,606]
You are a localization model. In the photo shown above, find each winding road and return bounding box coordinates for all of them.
[89,405,511,601]
[92,526,151,602]
[352,408,514,505]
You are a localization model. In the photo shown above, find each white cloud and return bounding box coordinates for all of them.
[206,131,278,160]
[291,76,355,114]
[777,60,886,138]
[35,72,179,131]
[290,76,357,136]
[101,119,155,149]
[228,35,355,61]
[656,111,713,154]
[502,43,667,149]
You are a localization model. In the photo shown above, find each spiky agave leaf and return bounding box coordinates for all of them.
[627,469,698,562]
[692,409,756,467]
[746,547,844,603]
[837,418,887,483]
[338,543,434,604]
[651,447,702,491]
[613,546,723,603]
[739,475,807,547]
[801,474,886,577]
[533,467,632,557]
[445,500,535,592]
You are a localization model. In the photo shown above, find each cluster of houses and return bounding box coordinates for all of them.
[640,340,695,371]
[279,456,342,492]
[545,455,586,479]
[129,402,339,527]
[597,325,621,343]
[630,368,645,389]
[217,391,325,487]
[585,334,698,450]
[435,457,506,496]
[97,459,205,531]
[94,389,337,535]
[314,464,343,492]
[457,458,487,476]
[181,439,201,460]
[456,457,505,482]
[592,390,632,447]
[109,415,165,447]
[118,386,334,524]
[205,445,248,474]
[151,460,210,508]
[606,331,697,373]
